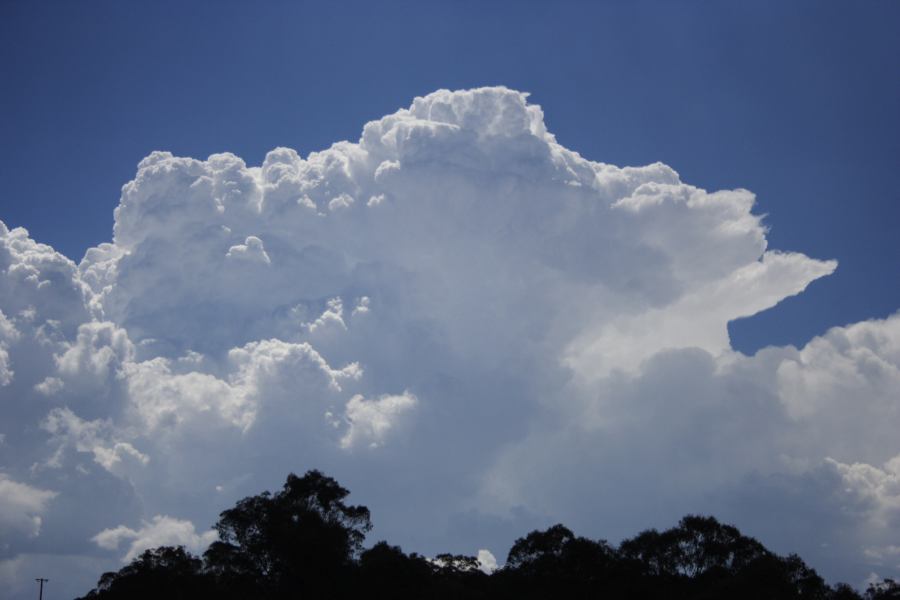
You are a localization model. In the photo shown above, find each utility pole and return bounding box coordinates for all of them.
[35,578,48,600]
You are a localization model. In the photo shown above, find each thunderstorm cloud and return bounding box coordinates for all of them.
[0,87,897,596]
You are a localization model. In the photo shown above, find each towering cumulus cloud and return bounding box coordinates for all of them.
[0,87,896,597]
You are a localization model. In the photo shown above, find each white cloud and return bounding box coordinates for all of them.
[829,455,900,528]
[92,515,217,562]
[0,309,19,386]
[340,392,418,449]
[328,193,355,211]
[477,549,498,574]
[0,346,11,387]
[776,316,900,426]
[57,321,133,381]
[565,250,836,380]
[0,222,91,334]
[41,407,149,474]
[305,297,347,333]
[123,357,253,432]
[225,235,271,265]
[0,476,56,538]
[0,86,897,592]
[34,376,63,396]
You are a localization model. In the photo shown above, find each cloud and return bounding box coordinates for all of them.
[0,86,896,598]
[0,476,56,539]
[0,222,91,336]
[41,407,149,474]
[830,456,900,531]
[477,549,498,574]
[92,515,217,562]
[566,250,836,379]
[226,236,271,265]
[340,392,418,449]
[57,321,133,380]
[475,313,900,585]
[0,309,20,386]
[34,376,63,396]
[0,346,12,387]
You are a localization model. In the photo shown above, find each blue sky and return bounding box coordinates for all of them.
[2,0,898,353]
[1,2,900,598]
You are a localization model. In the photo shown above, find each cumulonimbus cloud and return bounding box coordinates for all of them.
[0,87,896,597]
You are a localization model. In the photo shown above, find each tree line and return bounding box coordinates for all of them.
[76,470,899,599]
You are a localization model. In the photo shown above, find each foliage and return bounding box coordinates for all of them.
[77,470,889,600]
[78,546,212,599]
[203,469,370,596]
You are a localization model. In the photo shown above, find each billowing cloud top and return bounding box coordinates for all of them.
[0,87,896,598]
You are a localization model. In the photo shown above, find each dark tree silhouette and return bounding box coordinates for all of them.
[433,552,480,573]
[617,515,839,600]
[619,515,768,579]
[867,578,900,600]
[358,541,434,598]
[76,470,886,600]
[506,523,576,569]
[620,527,686,578]
[203,470,370,597]
[77,546,212,599]
[499,523,619,598]
[671,515,769,576]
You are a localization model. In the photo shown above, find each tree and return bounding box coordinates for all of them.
[619,527,684,579]
[358,541,435,598]
[203,470,371,596]
[831,583,864,600]
[620,515,769,579]
[72,473,872,600]
[502,524,618,598]
[433,553,481,573]
[674,515,768,576]
[867,579,900,600]
[75,546,210,600]
[506,524,577,570]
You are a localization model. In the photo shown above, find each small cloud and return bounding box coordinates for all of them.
[352,296,370,316]
[477,549,498,574]
[92,515,218,562]
[226,236,271,265]
[340,392,418,450]
[328,193,354,211]
[306,298,346,333]
[34,377,63,396]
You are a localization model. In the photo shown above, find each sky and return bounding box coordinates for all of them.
[0,1,899,598]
